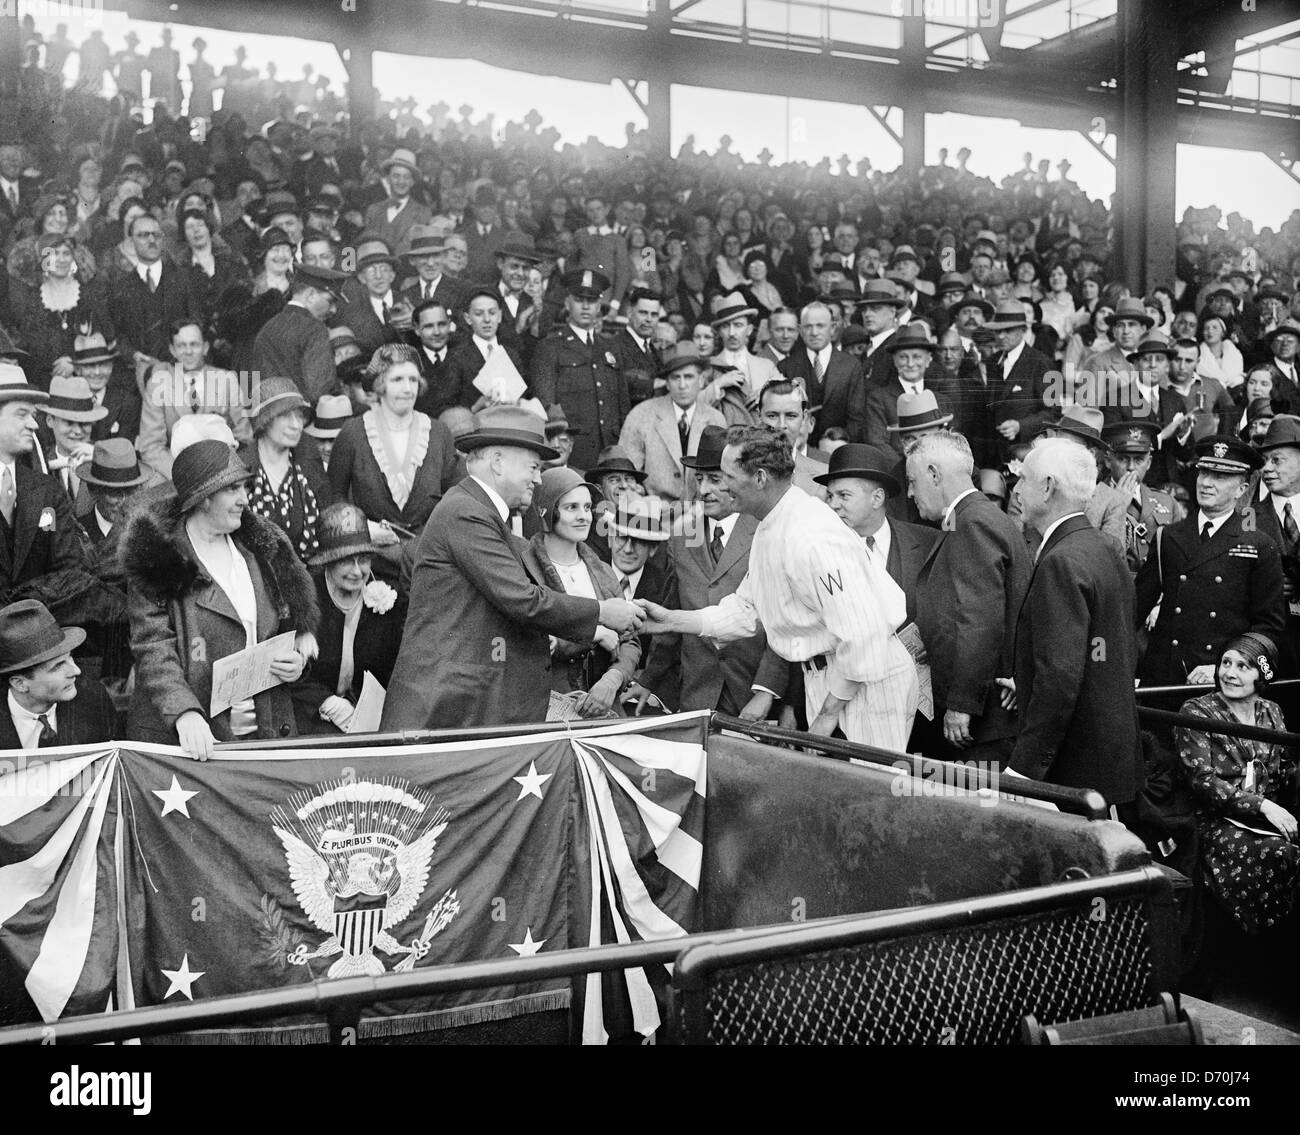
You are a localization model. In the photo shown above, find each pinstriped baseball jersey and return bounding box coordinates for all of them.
[699,485,913,701]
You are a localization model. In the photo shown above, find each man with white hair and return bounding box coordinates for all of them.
[1006,437,1142,810]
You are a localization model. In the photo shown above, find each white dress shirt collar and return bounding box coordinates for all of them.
[1002,339,1026,374]
[1037,511,1085,561]
[1197,509,1232,539]
[712,511,739,545]
[942,486,980,530]
[808,343,833,371]
[864,517,892,565]
[470,475,510,523]
[869,329,893,353]
[615,565,644,597]
[8,690,57,751]
[473,335,499,361]
[368,290,393,321]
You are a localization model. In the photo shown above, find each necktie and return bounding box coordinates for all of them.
[1284,503,1299,551]
[709,523,724,566]
[678,409,690,454]
[381,300,391,324]
[865,534,876,552]
[618,574,632,598]
[424,281,433,300]
[1201,521,1213,544]
[0,465,14,526]
[187,375,200,413]
[485,341,494,359]
[37,713,57,747]
[5,184,16,212]
[812,351,824,388]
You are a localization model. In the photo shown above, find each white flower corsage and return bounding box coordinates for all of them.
[605,351,618,367]
[1006,459,1023,477]
[363,580,398,614]
[38,507,56,532]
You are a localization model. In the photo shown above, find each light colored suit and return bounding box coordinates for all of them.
[618,396,726,501]
[363,197,434,256]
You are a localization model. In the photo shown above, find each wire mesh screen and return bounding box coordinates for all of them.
[697,899,1152,1045]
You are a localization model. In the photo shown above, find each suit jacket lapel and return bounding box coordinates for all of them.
[13,464,43,578]
[654,400,681,459]
[713,515,753,578]
[1186,511,1241,571]
[0,707,21,750]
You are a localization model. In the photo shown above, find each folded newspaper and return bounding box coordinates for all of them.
[896,622,934,721]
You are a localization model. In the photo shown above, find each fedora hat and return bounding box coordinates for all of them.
[1255,414,1300,453]
[495,237,544,263]
[1049,406,1109,450]
[172,438,253,512]
[249,376,311,434]
[1106,297,1155,329]
[711,291,758,326]
[1256,285,1291,305]
[659,341,710,378]
[0,361,50,406]
[609,495,669,543]
[380,147,420,176]
[681,424,729,471]
[43,375,108,423]
[455,404,558,460]
[544,402,583,437]
[885,325,938,354]
[857,280,904,308]
[1195,433,1262,473]
[1127,330,1175,361]
[77,438,151,488]
[0,600,86,675]
[1264,321,1300,349]
[304,394,354,439]
[72,330,118,366]
[404,224,447,257]
[936,271,968,296]
[584,445,648,484]
[812,443,900,496]
[947,292,994,321]
[308,502,383,567]
[888,389,953,433]
[354,237,399,272]
[984,300,1030,330]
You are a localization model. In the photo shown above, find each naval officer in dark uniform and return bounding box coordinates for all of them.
[1135,435,1287,686]
[530,269,630,471]
[1101,419,1177,574]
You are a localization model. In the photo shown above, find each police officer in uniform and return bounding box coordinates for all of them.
[531,268,630,471]
[1101,419,1177,573]
[1135,435,1287,686]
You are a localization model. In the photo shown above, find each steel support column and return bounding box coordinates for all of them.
[0,8,21,139]
[647,79,671,159]
[900,11,925,175]
[1115,0,1178,294]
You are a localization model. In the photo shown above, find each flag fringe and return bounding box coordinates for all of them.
[138,990,571,1044]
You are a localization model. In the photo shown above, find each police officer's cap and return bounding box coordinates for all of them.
[562,269,611,299]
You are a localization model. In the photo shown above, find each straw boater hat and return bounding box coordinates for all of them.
[710,291,758,326]
[984,300,1031,331]
[248,377,311,434]
[404,224,447,258]
[77,438,152,489]
[455,404,558,460]
[0,600,86,675]
[72,330,118,366]
[812,443,901,496]
[304,394,353,440]
[43,375,107,424]
[0,361,50,405]
[308,502,382,567]
[171,438,253,513]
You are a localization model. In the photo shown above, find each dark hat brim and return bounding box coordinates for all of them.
[887,411,953,432]
[585,462,648,483]
[0,625,86,674]
[456,430,559,460]
[885,338,938,354]
[1051,422,1111,451]
[178,457,253,513]
[813,466,900,495]
[0,387,51,405]
[78,461,152,488]
[308,539,384,567]
[711,304,758,326]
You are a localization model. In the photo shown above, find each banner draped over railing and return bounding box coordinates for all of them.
[0,713,709,1044]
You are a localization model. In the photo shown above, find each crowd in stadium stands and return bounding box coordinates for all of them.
[1,21,1298,978]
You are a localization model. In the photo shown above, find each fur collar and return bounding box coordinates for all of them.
[121,490,319,635]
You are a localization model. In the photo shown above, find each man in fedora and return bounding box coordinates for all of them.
[490,236,546,357]
[0,600,116,751]
[1247,414,1300,670]
[908,430,1030,762]
[542,404,579,470]
[363,148,432,256]
[634,425,787,718]
[1008,407,1125,556]
[40,376,107,519]
[532,268,630,470]
[604,495,677,667]
[986,299,1054,457]
[864,325,956,457]
[777,300,860,445]
[853,279,908,389]
[705,291,780,427]
[637,426,919,750]
[399,224,465,317]
[883,389,954,524]
[582,445,648,562]
[1136,434,1287,686]
[1082,296,1152,402]
[0,364,88,608]
[72,332,140,444]
[1100,420,1177,573]
[337,237,412,355]
[619,343,726,502]
[1108,330,1193,483]
[253,261,350,403]
[303,394,352,471]
[382,405,644,730]
[460,184,508,285]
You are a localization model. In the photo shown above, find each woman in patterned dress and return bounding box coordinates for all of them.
[1175,632,1299,934]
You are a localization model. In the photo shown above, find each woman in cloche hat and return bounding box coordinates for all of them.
[121,439,320,759]
[523,467,639,719]
[292,503,406,735]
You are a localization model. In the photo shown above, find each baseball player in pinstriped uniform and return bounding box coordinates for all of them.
[636,426,918,750]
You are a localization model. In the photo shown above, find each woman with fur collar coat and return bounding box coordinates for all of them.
[121,441,319,757]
